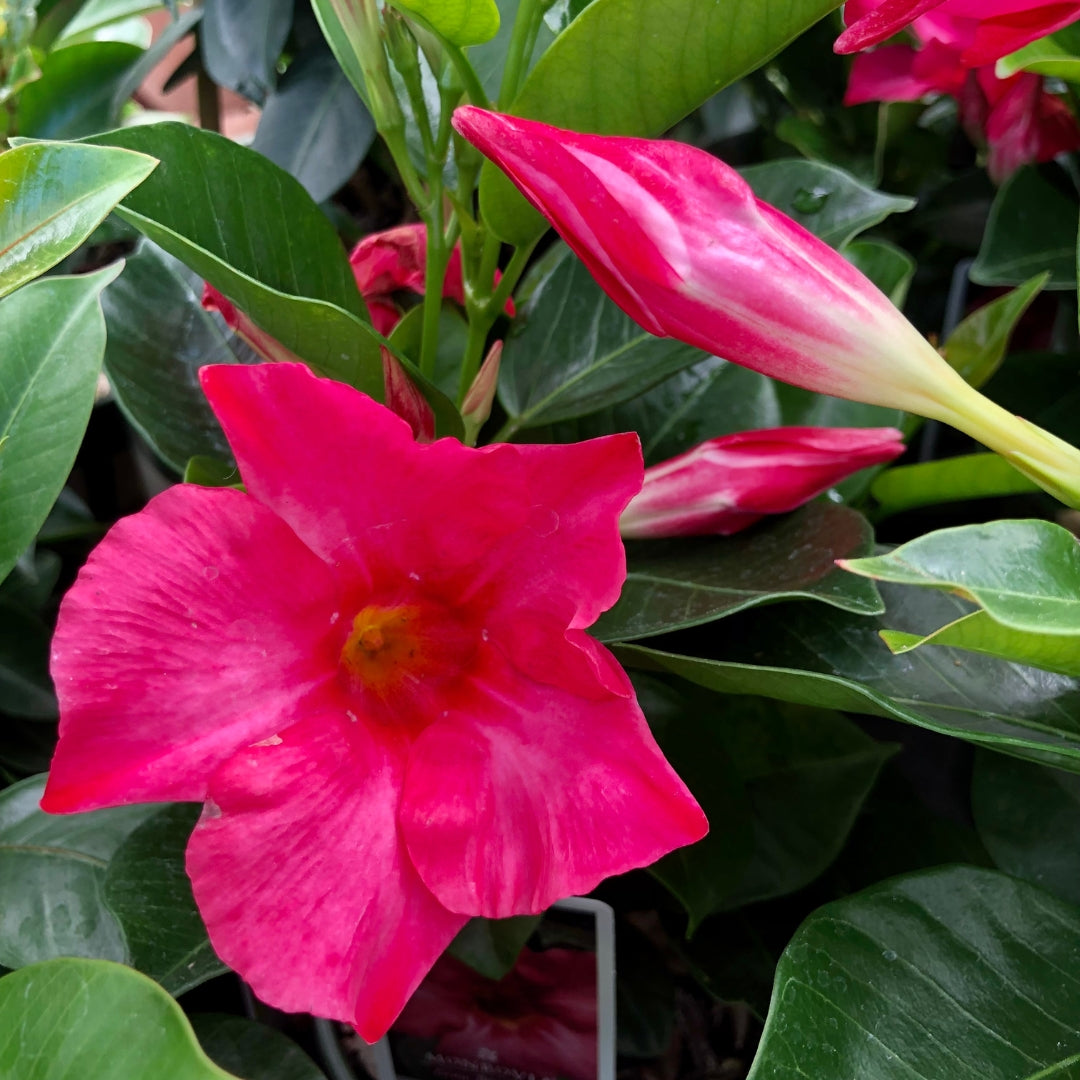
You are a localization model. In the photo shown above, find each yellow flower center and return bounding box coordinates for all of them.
[339,604,425,699]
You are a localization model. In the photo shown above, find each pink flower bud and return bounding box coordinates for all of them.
[380,346,435,443]
[620,427,906,539]
[461,340,502,444]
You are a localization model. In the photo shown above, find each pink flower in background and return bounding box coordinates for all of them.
[835,0,1080,66]
[41,362,706,1041]
[395,947,597,1080]
[620,427,906,539]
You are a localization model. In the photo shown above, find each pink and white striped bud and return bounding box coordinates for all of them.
[620,427,906,539]
[380,346,435,443]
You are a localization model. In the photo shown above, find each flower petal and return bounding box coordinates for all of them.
[201,362,642,629]
[186,711,467,1041]
[43,485,341,812]
[399,635,707,917]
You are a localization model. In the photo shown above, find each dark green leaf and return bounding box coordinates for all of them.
[971,167,1078,289]
[0,601,56,719]
[972,750,1080,908]
[104,804,228,996]
[594,503,883,643]
[0,548,61,612]
[192,1016,326,1080]
[102,239,250,473]
[201,0,293,104]
[747,867,1080,1080]
[252,45,374,204]
[448,915,541,980]
[0,775,154,969]
[0,266,121,584]
[84,123,384,398]
[840,238,915,307]
[740,160,914,248]
[480,0,845,243]
[0,959,238,1079]
[0,141,155,299]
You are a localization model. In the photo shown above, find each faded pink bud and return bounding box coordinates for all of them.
[461,340,502,443]
[620,427,906,539]
[380,346,435,443]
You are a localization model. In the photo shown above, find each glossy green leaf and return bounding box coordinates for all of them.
[184,456,243,488]
[971,750,1080,908]
[201,0,292,103]
[998,35,1080,82]
[449,915,541,980]
[0,601,56,719]
[0,775,154,969]
[594,503,882,643]
[840,238,915,308]
[943,273,1047,388]
[871,453,1039,517]
[0,141,155,298]
[17,42,143,139]
[191,1016,327,1080]
[55,0,161,45]
[389,0,499,46]
[617,582,1080,770]
[747,867,1080,1080]
[103,805,228,996]
[972,166,1078,289]
[480,0,845,243]
[740,160,915,248]
[841,519,1080,635]
[881,610,1080,678]
[0,959,238,1079]
[642,678,894,929]
[102,239,250,473]
[0,266,122,585]
[498,246,704,435]
[252,45,374,204]
[84,123,384,398]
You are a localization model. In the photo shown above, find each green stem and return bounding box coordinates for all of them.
[381,127,429,215]
[420,184,447,378]
[497,0,542,106]
[458,308,495,404]
[445,41,490,107]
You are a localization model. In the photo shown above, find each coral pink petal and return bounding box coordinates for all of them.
[399,635,708,918]
[187,712,466,1041]
[43,485,342,812]
[201,363,642,628]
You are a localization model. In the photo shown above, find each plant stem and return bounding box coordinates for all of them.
[498,0,543,106]
[420,183,447,378]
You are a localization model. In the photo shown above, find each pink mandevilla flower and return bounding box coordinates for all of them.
[835,0,1080,67]
[620,427,906,539]
[41,362,706,1040]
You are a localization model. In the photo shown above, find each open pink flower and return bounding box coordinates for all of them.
[835,0,1080,66]
[395,947,597,1080]
[41,362,706,1040]
[620,427,906,539]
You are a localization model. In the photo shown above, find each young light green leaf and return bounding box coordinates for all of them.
[0,142,155,298]
[0,266,122,585]
[389,0,499,46]
[840,519,1080,636]
[943,273,1047,388]
[880,610,1080,678]
[480,0,845,244]
[747,867,1080,1080]
[997,35,1080,82]
[0,959,239,1080]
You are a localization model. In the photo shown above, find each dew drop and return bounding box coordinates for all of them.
[882,949,897,962]
[203,566,220,581]
[481,629,490,641]
[792,186,831,213]
[345,710,358,723]
[329,611,340,625]
[408,571,421,582]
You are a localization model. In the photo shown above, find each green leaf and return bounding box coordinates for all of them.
[17,42,144,139]
[881,611,1080,678]
[740,160,915,248]
[0,141,155,299]
[997,35,1080,82]
[83,122,384,398]
[0,601,56,719]
[971,750,1080,908]
[871,453,1039,517]
[449,915,541,980]
[0,266,122,585]
[103,805,228,997]
[840,519,1080,636]
[0,959,238,1079]
[183,456,243,488]
[191,1016,327,1080]
[201,0,292,103]
[102,239,248,474]
[840,238,915,308]
[642,678,894,929]
[498,246,704,435]
[252,45,374,204]
[594,503,883,643]
[617,581,1080,770]
[480,0,845,244]
[972,166,1078,290]
[747,867,1080,1080]
[55,0,162,45]
[0,775,155,969]
[943,273,1047,388]
[389,0,499,46]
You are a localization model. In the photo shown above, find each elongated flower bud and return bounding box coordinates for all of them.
[453,106,1080,507]
[620,427,905,539]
